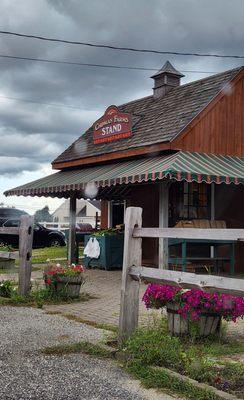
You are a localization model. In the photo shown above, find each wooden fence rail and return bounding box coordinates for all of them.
[0,215,34,295]
[119,207,244,342]
[133,227,244,241]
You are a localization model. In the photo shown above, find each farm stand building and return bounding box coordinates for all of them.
[5,62,244,273]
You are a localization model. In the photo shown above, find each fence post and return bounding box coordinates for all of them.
[119,207,142,343]
[18,215,34,296]
[158,181,169,269]
[68,192,77,264]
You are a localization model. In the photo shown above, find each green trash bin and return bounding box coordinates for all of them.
[84,233,124,270]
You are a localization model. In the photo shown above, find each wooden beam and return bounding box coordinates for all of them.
[18,215,34,296]
[158,182,169,269]
[119,207,142,342]
[0,251,19,260]
[133,227,244,241]
[52,143,170,170]
[0,227,19,235]
[130,266,244,297]
[68,193,77,264]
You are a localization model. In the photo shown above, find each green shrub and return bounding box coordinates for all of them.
[122,324,182,369]
[0,280,15,297]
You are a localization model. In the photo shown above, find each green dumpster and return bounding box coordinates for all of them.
[84,233,124,270]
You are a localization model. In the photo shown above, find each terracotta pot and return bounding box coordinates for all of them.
[166,303,221,336]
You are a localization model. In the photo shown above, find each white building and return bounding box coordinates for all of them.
[41,199,101,230]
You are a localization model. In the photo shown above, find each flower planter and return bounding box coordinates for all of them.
[0,258,15,269]
[55,276,83,298]
[166,303,221,336]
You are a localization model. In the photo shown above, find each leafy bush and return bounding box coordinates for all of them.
[123,323,182,369]
[122,322,244,397]
[0,280,15,297]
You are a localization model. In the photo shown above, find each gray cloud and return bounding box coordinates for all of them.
[0,0,243,185]
[0,156,41,176]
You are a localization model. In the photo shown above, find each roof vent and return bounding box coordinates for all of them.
[151,61,184,99]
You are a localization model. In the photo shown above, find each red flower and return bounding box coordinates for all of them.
[46,278,52,285]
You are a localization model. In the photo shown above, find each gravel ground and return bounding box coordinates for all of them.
[0,307,176,400]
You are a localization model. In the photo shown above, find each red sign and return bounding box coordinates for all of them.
[93,105,132,144]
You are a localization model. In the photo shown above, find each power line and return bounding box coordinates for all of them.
[0,53,220,74]
[0,95,83,110]
[0,30,244,59]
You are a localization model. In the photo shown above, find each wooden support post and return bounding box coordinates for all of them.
[158,181,169,269]
[68,192,77,264]
[18,215,34,296]
[100,200,109,229]
[119,207,142,343]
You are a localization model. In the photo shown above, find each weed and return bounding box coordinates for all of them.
[121,322,244,398]
[42,341,112,358]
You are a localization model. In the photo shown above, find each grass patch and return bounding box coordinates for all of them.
[42,341,112,358]
[127,362,221,400]
[121,319,244,398]
[45,311,118,333]
[60,313,118,333]
[0,267,18,274]
[0,292,91,307]
[31,246,69,264]
[0,245,77,265]
[0,280,91,308]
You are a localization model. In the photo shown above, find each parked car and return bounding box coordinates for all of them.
[76,223,94,232]
[0,219,66,248]
[0,207,28,226]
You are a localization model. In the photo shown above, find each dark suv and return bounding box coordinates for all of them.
[0,219,66,248]
[0,207,28,226]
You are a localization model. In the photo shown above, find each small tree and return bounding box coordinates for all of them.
[34,206,53,223]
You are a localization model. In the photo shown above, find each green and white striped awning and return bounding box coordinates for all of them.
[4,151,244,197]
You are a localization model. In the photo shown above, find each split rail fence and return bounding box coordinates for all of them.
[119,207,244,341]
[0,215,34,296]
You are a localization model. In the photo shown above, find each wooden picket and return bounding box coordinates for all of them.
[0,215,34,295]
[119,207,244,341]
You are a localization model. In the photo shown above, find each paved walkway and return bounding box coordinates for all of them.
[45,269,156,327]
[1,267,243,337]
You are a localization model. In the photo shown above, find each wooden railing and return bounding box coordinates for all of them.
[119,207,244,341]
[0,215,34,295]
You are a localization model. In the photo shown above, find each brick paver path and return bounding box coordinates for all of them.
[45,269,154,326]
[1,267,243,337]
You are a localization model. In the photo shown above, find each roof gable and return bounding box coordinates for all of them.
[53,67,243,167]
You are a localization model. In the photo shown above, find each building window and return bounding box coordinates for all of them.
[169,182,211,225]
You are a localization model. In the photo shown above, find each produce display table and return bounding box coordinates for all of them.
[168,238,235,275]
[83,233,124,270]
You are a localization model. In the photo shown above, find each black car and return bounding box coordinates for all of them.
[0,219,66,248]
[0,207,28,226]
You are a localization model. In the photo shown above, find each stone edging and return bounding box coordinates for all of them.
[151,366,242,400]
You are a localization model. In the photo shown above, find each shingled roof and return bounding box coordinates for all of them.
[53,66,242,166]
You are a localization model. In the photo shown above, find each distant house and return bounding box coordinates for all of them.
[52,199,101,227]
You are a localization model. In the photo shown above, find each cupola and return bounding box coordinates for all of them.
[151,61,184,99]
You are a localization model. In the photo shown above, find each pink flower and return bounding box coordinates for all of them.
[142,284,244,322]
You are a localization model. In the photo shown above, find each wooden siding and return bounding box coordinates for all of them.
[172,72,244,156]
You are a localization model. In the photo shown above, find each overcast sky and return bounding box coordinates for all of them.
[0,0,243,214]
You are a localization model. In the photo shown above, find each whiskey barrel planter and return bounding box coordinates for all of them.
[55,276,83,298]
[166,303,221,336]
[0,258,15,269]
